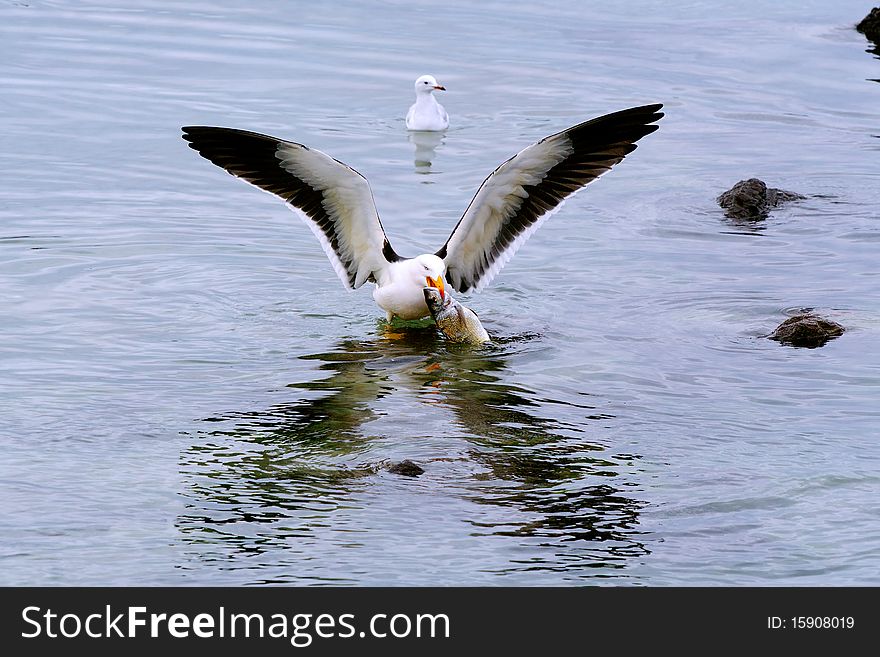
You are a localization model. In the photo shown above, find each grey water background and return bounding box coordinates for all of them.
[1,0,878,585]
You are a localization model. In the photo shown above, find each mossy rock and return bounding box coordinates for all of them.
[857,7,880,42]
[387,460,425,477]
[717,178,804,220]
[769,314,845,348]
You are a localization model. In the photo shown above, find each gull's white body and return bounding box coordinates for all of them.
[182,103,662,324]
[405,75,449,131]
[372,255,446,320]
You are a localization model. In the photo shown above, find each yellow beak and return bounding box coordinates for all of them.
[426,275,445,299]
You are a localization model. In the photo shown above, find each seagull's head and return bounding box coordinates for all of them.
[413,253,446,299]
[415,74,445,94]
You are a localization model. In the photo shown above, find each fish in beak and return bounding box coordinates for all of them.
[425,275,445,299]
[423,287,490,344]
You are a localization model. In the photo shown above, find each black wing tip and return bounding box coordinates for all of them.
[561,103,665,150]
[180,125,201,145]
[180,126,239,149]
[566,103,665,133]
[639,102,664,113]
[643,104,664,124]
[597,102,665,125]
[181,125,293,147]
[623,102,664,119]
[181,125,224,139]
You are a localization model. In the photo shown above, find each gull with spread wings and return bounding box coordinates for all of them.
[182,103,663,321]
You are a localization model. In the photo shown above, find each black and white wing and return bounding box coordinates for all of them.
[436,104,664,293]
[181,126,401,289]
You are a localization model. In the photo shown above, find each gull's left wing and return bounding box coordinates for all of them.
[182,126,401,290]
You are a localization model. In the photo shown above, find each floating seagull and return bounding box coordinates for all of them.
[181,103,663,321]
[405,74,449,131]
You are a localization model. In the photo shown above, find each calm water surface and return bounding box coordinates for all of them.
[1,0,879,585]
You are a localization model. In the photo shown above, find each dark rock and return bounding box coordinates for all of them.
[387,460,424,477]
[857,7,880,43]
[717,178,805,220]
[769,314,845,348]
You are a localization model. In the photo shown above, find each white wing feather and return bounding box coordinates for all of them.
[442,135,572,292]
[437,104,664,293]
[182,126,397,290]
[276,143,389,288]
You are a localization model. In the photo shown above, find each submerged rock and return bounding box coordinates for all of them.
[387,460,425,477]
[769,314,845,348]
[717,178,804,220]
[857,8,880,43]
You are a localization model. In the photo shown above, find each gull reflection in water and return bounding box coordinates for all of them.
[177,324,648,578]
[408,130,446,173]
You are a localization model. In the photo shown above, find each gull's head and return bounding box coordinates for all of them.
[413,253,446,299]
[415,74,445,94]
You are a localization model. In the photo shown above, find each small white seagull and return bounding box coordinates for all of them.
[182,103,663,322]
[405,74,449,131]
